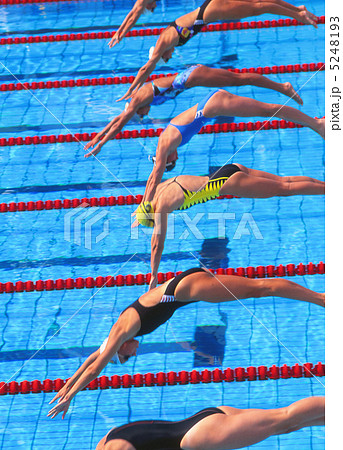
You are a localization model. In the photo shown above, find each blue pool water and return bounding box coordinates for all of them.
[0,0,324,448]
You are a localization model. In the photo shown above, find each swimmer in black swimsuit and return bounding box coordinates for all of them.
[96,397,324,450]
[119,0,319,100]
[84,66,303,158]
[48,267,324,419]
[132,163,324,284]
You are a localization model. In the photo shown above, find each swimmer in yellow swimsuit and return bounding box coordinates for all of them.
[132,163,324,289]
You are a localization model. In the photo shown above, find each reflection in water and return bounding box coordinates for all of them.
[198,236,231,269]
[179,323,227,368]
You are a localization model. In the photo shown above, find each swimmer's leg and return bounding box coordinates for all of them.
[204,91,324,138]
[180,397,324,450]
[204,0,317,28]
[218,165,325,197]
[176,271,325,306]
[186,66,303,104]
[234,164,324,184]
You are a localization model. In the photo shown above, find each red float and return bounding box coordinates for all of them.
[133,374,143,387]
[235,367,245,381]
[43,379,53,392]
[121,375,132,388]
[268,365,280,380]
[111,375,121,389]
[53,378,65,391]
[291,364,303,378]
[258,366,268,380]
[99,376,110,390]
[179,371,189,384]
[156,372,166,386]
[314,362,325,377]
[281,364,291,379]
[20,380,31,394]
[144,373,155,386]
[303,363,313,377]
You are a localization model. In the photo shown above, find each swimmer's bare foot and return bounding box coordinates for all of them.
[315,118,325,139]
[316,293,325,307]
[283,82,303,105]
[299,5,318,23]
[298,8,318,28]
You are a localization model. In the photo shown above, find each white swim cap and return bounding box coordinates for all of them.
[148,45,167,64]
[150,155,176,172]
[99,337,120,364]
[149,46,155,60]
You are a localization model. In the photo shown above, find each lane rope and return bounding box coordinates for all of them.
[0,362,325,394]
[0,262,325,294]
[0,62,325,92]
[0,16,325,45]
[0,0,84,4]
[0,116,323,148]
[0,193,233,213]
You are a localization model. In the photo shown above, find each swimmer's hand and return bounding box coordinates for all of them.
[49,384,70,405]
[47,395,71,420]
[116,85,140,102]
[108,31,121,48]
[84,140,102,158]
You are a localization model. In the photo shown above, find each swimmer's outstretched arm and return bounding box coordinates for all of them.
[149,211,168,290]
[47,318,139,419]
[117,31,176,101]
[48,349,100,407]
[142,149,168,203]
[84,103,139,158]
[108,0,151,48]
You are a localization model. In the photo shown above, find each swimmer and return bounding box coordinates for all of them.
[84,66,303,158]
[47,267,324,418]
[96,396,324,449]
[135,89,324,205]
[133,163,324,287]
[108,0,158,48]
[118,0,319,100]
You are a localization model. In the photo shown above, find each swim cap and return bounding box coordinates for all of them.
[136,201,155,227]
[99,337,121,364]
[151,155,176,172]
[149,46,155,60]
[125,100,145,120]
[149,46,167,64]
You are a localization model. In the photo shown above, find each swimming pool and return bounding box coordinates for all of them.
[0,0,324,448]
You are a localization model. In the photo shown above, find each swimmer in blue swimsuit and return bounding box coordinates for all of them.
[119,0,318,101]
[150,65,201,106]
[167,89,217,147]
[85,65,303,159]
[96,397,324,450]
[48,267,324,418]
[139,88,324,205]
